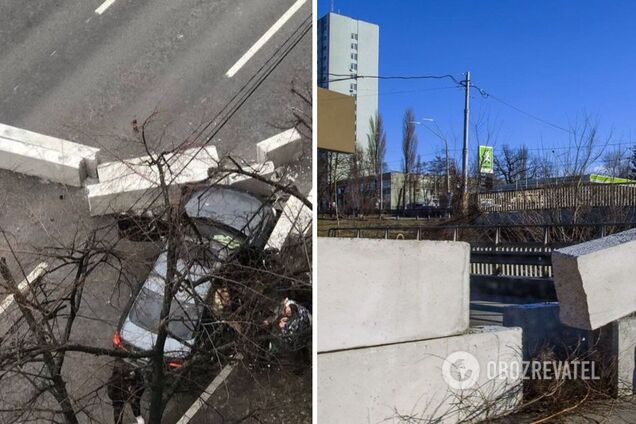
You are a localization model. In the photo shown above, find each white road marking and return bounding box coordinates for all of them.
[95,0,117,15]
[0,262,48,315]
[225,0,307,77]
[176,357,241,423]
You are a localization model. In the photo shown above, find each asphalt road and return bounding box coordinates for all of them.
[0,0,311,422]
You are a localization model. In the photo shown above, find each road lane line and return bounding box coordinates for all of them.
[95,0,117,15]
[0,262,48,315]
[176,356,241,424]
[225,0,307,77]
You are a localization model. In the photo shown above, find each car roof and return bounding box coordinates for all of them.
[145,252,213,304]
[184,186,272,239]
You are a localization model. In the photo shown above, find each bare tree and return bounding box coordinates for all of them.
[494,144,531,185]
[366,112,387,211]
[602,147,630,178]
[401,109,418,210]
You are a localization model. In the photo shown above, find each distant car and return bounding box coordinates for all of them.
[113,185,276,367]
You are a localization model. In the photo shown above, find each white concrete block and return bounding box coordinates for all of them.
[256,128,303,166]
[0,123,101,185]
[318,326,522,424]
[97,145,218,185]
[266,191,312,251]
[216,161,276,197]
[88,146,219,216]
[0,137,84,186]
[552,229,636,330]
[613,314,636,395]
[318,238,470,352]
[85,175,181,216]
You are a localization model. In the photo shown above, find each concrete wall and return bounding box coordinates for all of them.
[318,326,522,423]
[317,238,470,352]
[552,229,636,330]
[0,123,100,186]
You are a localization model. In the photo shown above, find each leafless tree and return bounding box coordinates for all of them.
[366,112,387,210]
[601,147,630,178]
[401,109,418,210]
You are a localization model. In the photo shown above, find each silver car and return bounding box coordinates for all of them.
[113,186,276,366]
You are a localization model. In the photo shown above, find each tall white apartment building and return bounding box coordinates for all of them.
[318,12,379,151]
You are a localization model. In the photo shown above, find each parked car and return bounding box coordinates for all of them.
[112,185,276,367]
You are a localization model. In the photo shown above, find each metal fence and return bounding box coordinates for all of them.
[478,184,636,212]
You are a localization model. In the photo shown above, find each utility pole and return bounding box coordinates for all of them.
[461,71,471,212]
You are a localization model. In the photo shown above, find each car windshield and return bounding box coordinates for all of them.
[129,287,201,341]
[189,219,246,251]
[184,187,270,239]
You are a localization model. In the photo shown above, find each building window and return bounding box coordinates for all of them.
[350,83,357,90]
[351,43,358,50]
[351,63,357,71]
[350,53,357,60]
[351,33,358,40]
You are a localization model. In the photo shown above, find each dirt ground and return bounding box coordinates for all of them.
[199,363,312,423]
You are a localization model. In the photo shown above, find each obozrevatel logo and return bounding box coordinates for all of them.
[442,351,480,390]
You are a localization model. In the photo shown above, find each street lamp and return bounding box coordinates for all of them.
[411,118,452,209]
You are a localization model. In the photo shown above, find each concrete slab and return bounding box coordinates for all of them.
[85,176,181,216]
[266,192,312,251]
[318,326,522,424]
[214,161,276,197]
[552,229,636,330]
[256,128,303,166]
[97,145,218,185]
[317,238,470,352]
[88,146,219,216]
[0,123,101,185]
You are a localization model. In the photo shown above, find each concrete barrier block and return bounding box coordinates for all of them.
[552,229,636,330]
[217,161,276,197]
[97,146,218,185]
[0,138,84,186]
[0,123,100,182]
[89,146,219,216]
[85,176,180,216]
[614,314,636,395]
[266,192,312,251]
[318,326,522,423]
[318,238,470,352]
[256,128,303,166]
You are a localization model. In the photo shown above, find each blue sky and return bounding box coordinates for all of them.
[317,0,636,171]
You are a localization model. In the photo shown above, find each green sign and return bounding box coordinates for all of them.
[589,174,636,184]
[479,145,494,174]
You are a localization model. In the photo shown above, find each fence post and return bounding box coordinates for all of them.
[384,229,389,239]
[416,228,421,240]
[453,227,458,242]
[495,226,501,246]
[543,226,549,246]
[356,229,361,238]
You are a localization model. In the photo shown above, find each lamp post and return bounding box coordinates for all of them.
[411,118,452,209]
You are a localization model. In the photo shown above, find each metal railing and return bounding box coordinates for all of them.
[327,222,636,246]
